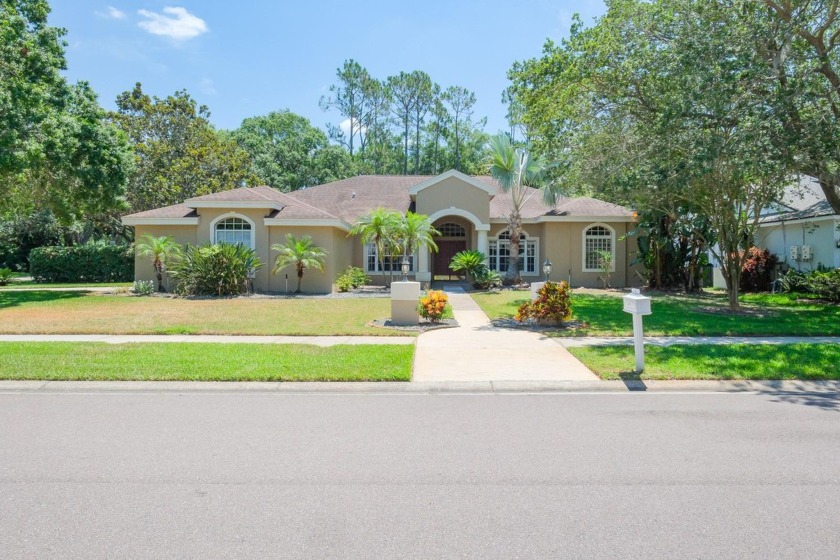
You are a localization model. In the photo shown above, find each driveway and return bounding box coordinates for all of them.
[413,287,596,382]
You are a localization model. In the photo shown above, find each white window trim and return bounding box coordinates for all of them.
[488,229,540,277]
[210,212,256,250]
[363,242,417,275]
[582,223,616,273]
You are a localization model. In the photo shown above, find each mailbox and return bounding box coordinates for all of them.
[623,290,651,315]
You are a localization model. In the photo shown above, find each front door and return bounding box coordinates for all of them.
[434,240,467,280]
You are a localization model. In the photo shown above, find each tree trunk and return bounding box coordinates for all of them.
[403,120,409,175]
[505,235,521,285]
[723,262,741,312]
[296,268,303,293]
[155,264,165,293]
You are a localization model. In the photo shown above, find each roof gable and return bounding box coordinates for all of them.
[407,170,496,197]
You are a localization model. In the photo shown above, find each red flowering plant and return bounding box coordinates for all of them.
[515,281,573,325]
[418,290,448,322]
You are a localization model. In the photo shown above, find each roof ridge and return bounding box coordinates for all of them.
[275,190,343,221]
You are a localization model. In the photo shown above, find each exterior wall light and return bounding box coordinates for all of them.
[401,257,411,281]
[543,259,553,281]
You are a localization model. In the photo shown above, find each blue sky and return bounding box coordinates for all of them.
[52,1,607,134]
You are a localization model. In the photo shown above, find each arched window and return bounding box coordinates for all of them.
[583,224,614,272]
[437,222,466,237]
[214,216,254,249]
[489,229,538,275]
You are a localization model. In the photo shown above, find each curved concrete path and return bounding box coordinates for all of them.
[412,287,596,382]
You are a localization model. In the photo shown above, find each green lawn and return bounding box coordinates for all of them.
[0,281,132,289]
[0,290,408,336]
[471,290,840,337]
[569,344,840,380]
[0,342,413,381]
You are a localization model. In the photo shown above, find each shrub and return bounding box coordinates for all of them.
[0,210,72,271]
[740,247,778,292]
[170,243,263,296]
[28,242,133,283]
[418,290,448,322]
[807,269,840,302]
[449,250,487,279]
[473,267,501,289]
[779,269,810,294]
[132,280,155,296]
[0,267,14,285]
[336,266,369,292]
[515,281,573,325]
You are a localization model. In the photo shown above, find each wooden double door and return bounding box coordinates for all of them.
[433,240,467,280]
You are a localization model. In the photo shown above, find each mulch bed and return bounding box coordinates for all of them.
[491,318,587,332]
[368,318,459,332]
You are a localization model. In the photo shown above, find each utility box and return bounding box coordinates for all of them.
[790,245,800,261]
[390,281,421,326]
[623,289,652,316]
[801,244,812,261]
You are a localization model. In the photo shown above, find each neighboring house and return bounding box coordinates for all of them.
[757,176,840,273]
[122,170,640,293]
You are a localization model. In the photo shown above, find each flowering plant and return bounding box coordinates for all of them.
[418,290,448,322]
[515,281,573,325]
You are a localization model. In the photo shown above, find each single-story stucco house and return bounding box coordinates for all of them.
[122,170,641,293]
[757,176,840,272]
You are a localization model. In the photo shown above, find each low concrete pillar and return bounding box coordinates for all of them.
[530,281,545,301]
[391,281,421,326]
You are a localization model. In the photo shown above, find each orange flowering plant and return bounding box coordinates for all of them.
[515,281,573,325]
[418,290,449,322]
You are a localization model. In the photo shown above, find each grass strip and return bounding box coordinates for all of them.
[568,343,840,380]
[0,342,413,381]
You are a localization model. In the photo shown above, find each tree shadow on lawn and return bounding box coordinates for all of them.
[0,290,88,310]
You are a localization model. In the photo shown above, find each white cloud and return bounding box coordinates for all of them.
[95,6,127,19]
[339,118,366,137]
[199,78,217,96]
[137,7,207,40]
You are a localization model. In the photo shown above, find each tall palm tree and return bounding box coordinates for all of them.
[135,235,182,292]
[486,134,558,285]
[396,212,439,277]
[350,207,400,285]
[271,234,328,293]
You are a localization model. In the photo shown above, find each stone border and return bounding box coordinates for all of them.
[367,318,459,333]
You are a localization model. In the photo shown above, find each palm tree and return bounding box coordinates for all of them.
[396,212,439,278]
[486,134,558,285]
[271,234,328,293]
[135,235,182,292]
[350,208,400,285]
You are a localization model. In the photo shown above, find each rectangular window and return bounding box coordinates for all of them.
[488,238,537,275]
[365,243,414,273]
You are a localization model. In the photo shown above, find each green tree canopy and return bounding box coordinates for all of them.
[231,110,355,191]
[111,83,255,212]
[1,0,133,221]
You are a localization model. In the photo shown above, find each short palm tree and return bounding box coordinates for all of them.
[396,212,439,275]
[135,234,182,292]
[271,234,328,293]
[350,207,400,284]
[486,134,558,285]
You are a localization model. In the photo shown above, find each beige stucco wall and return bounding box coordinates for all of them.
[267,226,352,293]
[133,225,197,291]
[488,220,641,288]
[414,176,491,224]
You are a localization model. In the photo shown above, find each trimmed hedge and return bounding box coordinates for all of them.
[29,243,134,283]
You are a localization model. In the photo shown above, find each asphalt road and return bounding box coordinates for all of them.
[1,389,839,559]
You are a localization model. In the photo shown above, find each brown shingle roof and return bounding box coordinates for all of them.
[185,186,286,204]
[124,203,197,219]
[124,173,633,222]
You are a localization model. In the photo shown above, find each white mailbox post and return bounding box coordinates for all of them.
[623,289,652,372]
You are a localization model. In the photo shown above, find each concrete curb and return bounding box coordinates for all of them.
[1,379,838,394]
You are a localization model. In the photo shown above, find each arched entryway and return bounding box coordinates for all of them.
[432,219,469,280]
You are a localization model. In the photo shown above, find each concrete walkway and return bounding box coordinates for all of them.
[413,287,597,382]
[0,334,415,346]
[558,336,840,347]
